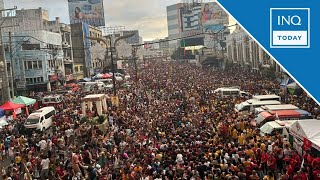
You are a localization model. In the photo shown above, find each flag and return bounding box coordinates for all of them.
[275,112,279,120]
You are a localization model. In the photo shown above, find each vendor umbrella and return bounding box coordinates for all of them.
[101,73,112,79]
[11,96,36,115]
[11,96,36,106]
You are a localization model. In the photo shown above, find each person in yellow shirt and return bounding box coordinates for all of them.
[15,152,22,165]
[232,129,238,141]
[238,133,245,145]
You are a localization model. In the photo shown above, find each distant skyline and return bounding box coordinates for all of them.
[4,0,235,41]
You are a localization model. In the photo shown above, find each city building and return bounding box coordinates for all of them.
[166,3,185,51]
[3,30,64,94]
[0,0,4,102]
[119,30,140,45]
[226,25,281,72]
[159,37,170,55]
[71,23,105,79]
[0,8,70,95]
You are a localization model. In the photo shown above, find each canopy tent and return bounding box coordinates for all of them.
[79,77,91,82]
[93,73,104,79]
[11,96,36,106]
[289,120,320,151]
[280,78,294,87]
[0,101,25,119]
[0,101,25,111]
[101,73,112,79]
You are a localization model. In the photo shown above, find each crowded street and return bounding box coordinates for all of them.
[1,61,320,180]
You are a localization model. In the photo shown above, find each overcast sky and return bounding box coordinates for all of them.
[4,0,181,41]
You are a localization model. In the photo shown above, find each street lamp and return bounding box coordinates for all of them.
[89,32,135,96]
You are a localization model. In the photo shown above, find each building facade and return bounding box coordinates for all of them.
[71,23,105,79]
[167,3,185,51]
[4,30,63,93]
[226,25,281,72]
[120,30,140,45]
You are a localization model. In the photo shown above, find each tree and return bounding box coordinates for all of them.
[91,42,107,60]
[116,40,132,58]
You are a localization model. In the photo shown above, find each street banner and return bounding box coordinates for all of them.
[217,0,320,104]
[68,0,105,26]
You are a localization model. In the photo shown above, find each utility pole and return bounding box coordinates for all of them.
[9,31,14,97]
[0,7,18,102]
[132,45,139,82]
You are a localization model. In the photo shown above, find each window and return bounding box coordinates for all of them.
[79,66,83,71]
[27,61,32,69]
[33,61,38,69]
[33,78,37,83]
[75,66,79,72]
[22,44,40,50]
[44,110,56,119]
[38,61,42,69]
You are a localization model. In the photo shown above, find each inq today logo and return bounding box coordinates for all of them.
[270,8,310,48]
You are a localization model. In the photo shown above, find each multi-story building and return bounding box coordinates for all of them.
[3,30,63,93]
[119,30,140,45]
[0,8,69,95]
[71,23,105,79]
[0,0,4,102]
[226,25,281,72]
[166,3,185,51]
[159,37,170,55]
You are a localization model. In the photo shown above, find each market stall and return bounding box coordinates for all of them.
[289,119,320,155]
[11,96,36,115]
[0,101,25,119]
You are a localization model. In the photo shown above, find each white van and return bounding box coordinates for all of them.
[81,82,107,91]
[235,100,281,114]
[260,120,296,137]
[24,107,56,132]
[252,95,281,102]
[254,104,299,115]
[214,87,249,97]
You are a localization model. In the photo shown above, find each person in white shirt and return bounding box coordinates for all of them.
[39,139,47,151]
[40,156,50,179]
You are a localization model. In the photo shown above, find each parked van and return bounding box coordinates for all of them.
[80,82,107,91]
[252,94,281,102]
[254,109,312,126]
[42,95,63,106]
[24,107,56,132]
[260,120,296,137]
[235,100,281,114]
[214,87,249,97]
[254,104,299,115]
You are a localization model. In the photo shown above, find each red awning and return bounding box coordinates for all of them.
[0,101,25,111]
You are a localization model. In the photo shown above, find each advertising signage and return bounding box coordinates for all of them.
[68,0,105,27]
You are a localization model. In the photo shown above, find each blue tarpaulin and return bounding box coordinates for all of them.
[0,108,4,118]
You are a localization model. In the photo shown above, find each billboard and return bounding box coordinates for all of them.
[201,2,228,48]
[68,0,105,27]
[200,2,229,28]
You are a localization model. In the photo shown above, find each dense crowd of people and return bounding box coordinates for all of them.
[0,61,320,180]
